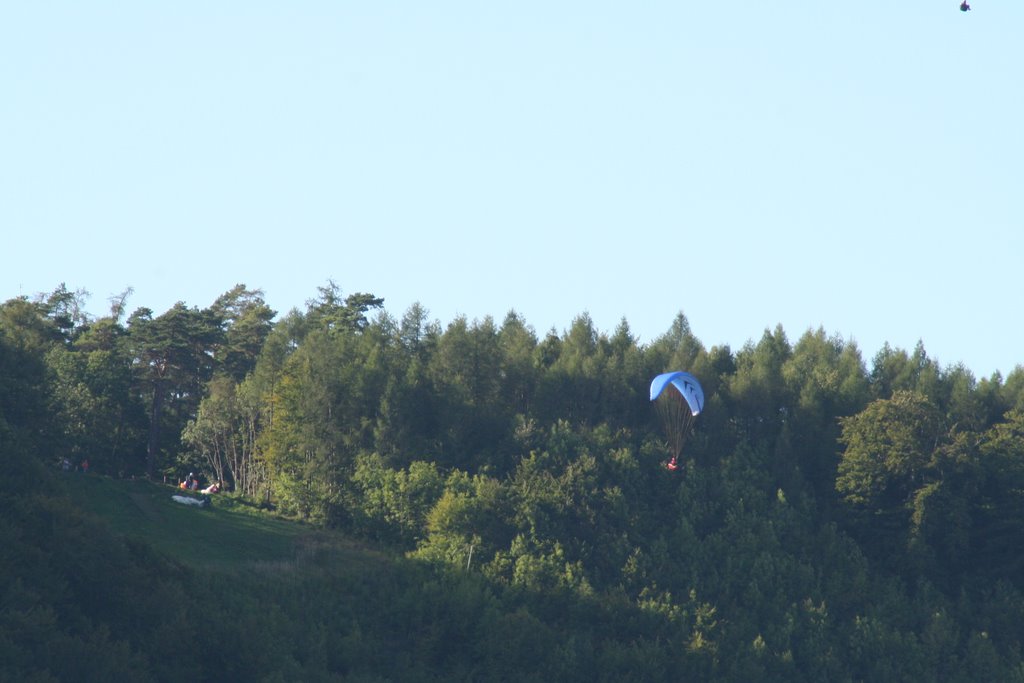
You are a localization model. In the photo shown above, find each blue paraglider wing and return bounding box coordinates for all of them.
[650,371,704,416]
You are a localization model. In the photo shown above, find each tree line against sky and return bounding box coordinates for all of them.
[4,281,1024,680]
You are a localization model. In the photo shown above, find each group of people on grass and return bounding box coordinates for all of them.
[58,457,223,496]
[61,457,89,473]
[179,472,221,494]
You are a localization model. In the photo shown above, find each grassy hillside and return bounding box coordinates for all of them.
[60,473,379,572]
[35,472,637,682]
[40,473,708,682]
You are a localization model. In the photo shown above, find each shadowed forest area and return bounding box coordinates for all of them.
[3,282,1024,681]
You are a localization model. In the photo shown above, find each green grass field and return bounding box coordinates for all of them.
[60,474,381,573]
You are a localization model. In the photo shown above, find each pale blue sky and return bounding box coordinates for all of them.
[3,3,1021,378]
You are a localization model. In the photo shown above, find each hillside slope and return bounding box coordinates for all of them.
[62,474,379,572]
[4,467,712,682]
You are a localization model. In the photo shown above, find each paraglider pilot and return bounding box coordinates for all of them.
[960,1,970,10]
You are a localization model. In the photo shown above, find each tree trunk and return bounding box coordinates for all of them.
[147,382,164,478]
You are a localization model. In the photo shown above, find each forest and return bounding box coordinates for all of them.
[3,281,1024,682]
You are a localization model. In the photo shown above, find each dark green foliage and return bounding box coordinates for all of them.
[6,286,1024,681]
[126,302,226,476]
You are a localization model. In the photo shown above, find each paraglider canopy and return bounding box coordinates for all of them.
[650,371,704,416]
[650,371,705,470]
